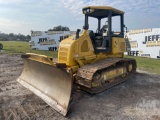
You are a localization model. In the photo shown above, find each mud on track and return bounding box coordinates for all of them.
[0,54,160,120]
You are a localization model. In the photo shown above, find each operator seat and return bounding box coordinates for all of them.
[101,25,108,36]
[89,30,103,48]
[102,25,108,48]
[96,25,109,49]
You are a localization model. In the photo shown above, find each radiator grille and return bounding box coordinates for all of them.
[60,47,68,52]
[59,56,67,61]
[59,52,67,56]
[59,47,68,62]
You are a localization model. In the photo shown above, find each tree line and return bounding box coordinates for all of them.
[0,25,70,41]
[48,25,70,31]
[0,33,31,41]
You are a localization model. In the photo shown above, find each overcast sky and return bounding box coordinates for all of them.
[0,0,160,35]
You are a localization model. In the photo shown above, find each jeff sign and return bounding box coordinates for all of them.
[143,35,160,44]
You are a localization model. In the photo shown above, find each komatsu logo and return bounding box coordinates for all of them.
[143,35,160,44]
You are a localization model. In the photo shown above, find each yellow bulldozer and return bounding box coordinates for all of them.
[17,6,136,116]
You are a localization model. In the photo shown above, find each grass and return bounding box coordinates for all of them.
[125,55,160,74]
[0,41,57,57]
[1,41,160,74]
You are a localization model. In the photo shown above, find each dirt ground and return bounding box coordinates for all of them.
[0,54,160,120]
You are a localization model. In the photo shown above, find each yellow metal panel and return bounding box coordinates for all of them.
[112,37,126,54]
[58,36,77,66]
[58,31,95,67]
[81,40,88,52]
[78,33,94,56]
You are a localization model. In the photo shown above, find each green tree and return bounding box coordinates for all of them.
[9,33,14,40]
[48,25,70,31]
[26,35,31,41]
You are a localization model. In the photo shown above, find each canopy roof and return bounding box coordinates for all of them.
[82,6,124,18]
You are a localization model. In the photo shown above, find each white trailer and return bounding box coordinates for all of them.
[126,28,160,59]
[29,31,71,51]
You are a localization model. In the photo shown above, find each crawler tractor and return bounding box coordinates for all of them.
[17,6,136,116]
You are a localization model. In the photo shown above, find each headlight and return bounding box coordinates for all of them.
[83,8,93,14]
[84,10,87,14]
[83,8,90,13]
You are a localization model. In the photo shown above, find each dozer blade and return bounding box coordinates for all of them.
[17,53,72,116]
